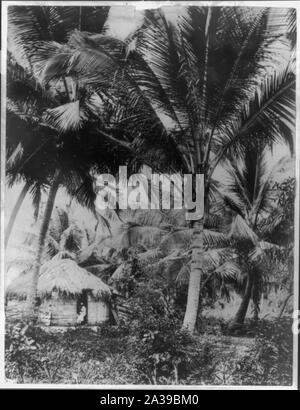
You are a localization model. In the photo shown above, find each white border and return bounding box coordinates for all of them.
[0,0,299,390]
[293,0,300,390]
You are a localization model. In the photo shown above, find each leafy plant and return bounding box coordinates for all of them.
[5,323,40,382]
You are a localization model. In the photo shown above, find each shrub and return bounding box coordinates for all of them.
[5,323,40,382]
[121,281,215,384]
[217,319,294,385]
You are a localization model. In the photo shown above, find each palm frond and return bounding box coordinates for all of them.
[286,8,296,50]
[44,100,86,132]
[159,227,230,254]
[175,264,190,286]
[52,250,77,261]
[6,143,24,170]
[249,240,284,262]
[213,260,242,282]
[8,6,110,67]
[229,214,258,244]
[211,64,295,175]
[259,211,285,237]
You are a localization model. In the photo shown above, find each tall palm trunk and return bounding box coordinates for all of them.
[182,217,204,332]
[229,272,254,330]
[252,273,260,322]
[5,181,30,249]
[25,171,61,321]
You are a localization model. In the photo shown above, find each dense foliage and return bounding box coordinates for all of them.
[5,292,293,385]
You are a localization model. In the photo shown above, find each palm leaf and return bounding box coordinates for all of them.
[44,100,86,132]
[214,260,242,282]
[229,214,258,243]
[249,240,284,262]
[211,64,295,176]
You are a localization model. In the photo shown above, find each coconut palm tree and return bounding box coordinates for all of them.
[258,175,295,319]
[26,121,140,319]
[5,51,62,248]
[38,6,295,331]
[46,202,114,262]
[220,142,293,329]
[6,5,111,246]
[6,58,105,316]
[7,6,145,320]
[102,207,234,301]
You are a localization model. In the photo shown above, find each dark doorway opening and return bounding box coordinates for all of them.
[77,290,88,325]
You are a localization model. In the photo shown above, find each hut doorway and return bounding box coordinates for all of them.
[77,291,88,325]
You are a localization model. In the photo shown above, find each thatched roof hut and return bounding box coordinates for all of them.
[6,259,111,301]
[6,259,111,326]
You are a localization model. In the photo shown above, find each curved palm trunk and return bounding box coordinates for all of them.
[182,218,204,332]
[25,171,61,321]
[252,273,260,322]
[229,273,254,330]
[5,181,30,249]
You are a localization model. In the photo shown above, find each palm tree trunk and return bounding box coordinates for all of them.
[252,273,260,322]
[182,218,204,332]
[25,171,61,321]
[5,181,30,249]
[278,292,293,318]
[229,273,254,330]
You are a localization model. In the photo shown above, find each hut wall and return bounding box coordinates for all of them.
[39,299,77,326]
[6,296,109,326]
[87,295,109,324]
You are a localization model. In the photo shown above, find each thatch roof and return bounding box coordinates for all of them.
[85,264,116,282]
[6,259,111,301]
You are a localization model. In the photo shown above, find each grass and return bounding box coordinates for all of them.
[5,316,294,385]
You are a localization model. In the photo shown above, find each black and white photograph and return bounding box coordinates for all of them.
[0,1,299,389]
